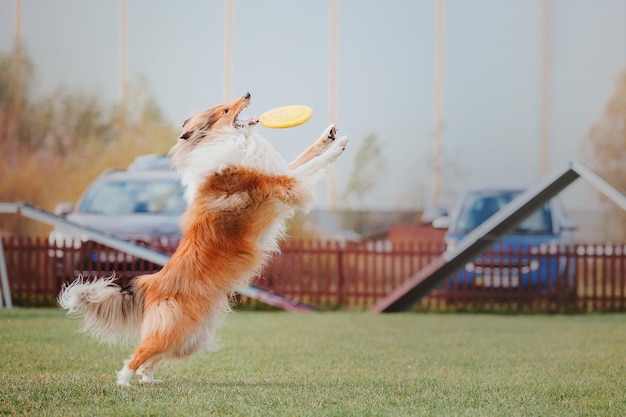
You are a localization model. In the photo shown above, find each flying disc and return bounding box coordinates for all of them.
[259,105,314,129]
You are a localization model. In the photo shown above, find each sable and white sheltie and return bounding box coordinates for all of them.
[58,92,347,386]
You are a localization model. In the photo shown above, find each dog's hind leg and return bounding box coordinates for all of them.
[137,363,161,384]
[117,296,194,386]
[288,124,337,169]
[117,360,135,387]
[117,337,168,386]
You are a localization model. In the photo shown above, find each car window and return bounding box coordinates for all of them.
[455,191,552,234]
[78,179,186,215]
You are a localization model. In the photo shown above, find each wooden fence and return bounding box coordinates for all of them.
[2,236,625,312]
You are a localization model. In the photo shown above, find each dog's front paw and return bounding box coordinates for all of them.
[326,124,337,141]
[329,136,348,158]
[318,124,337,147]
[336,136,348,151]
[304,124,338,160]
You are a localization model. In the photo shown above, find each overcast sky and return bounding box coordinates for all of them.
[1,0,625,213]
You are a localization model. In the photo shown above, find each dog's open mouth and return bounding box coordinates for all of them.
[232,93,258,129]
[234,107,258,129]
[234,115,258,129]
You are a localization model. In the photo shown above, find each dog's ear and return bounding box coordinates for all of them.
[179,117,193,140]
[179,111,221,140]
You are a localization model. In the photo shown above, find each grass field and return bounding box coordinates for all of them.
[1,309,625,416]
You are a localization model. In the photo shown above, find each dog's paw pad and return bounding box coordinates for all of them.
[320,124,337,144]
[328,125,337,140]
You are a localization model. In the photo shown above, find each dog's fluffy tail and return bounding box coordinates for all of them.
[58,277,144,344]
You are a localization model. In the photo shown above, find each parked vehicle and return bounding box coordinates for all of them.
[434,188,578,294]
[49,155,185,279]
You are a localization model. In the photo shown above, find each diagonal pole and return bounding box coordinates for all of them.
[0,203,315,312]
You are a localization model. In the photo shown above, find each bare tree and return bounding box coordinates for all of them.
[0,47,34,173]
[340,132,384,234]
[342,133,383,208]
[0,49,176,235]
[583,68,626,237]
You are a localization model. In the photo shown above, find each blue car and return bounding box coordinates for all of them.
[434,189,578,293]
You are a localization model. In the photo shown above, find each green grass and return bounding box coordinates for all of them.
[1,309,625,416]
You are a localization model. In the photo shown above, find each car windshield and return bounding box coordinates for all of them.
[77,179,186,215]
[454,191,553,234]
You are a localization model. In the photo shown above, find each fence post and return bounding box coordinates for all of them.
[336,241,344,307]
[0,231,14,308]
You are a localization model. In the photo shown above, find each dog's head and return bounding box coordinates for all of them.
[179,92,258,141]
[169,93,287,204]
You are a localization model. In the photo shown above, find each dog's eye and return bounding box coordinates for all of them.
[222,109,229,115]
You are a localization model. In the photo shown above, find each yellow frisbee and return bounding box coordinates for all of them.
[259,105,314,129]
